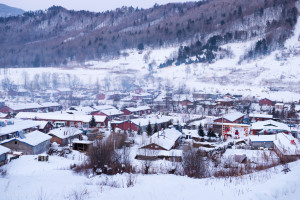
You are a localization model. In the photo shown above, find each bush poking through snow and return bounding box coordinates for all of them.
[0,168,7,177]
[73,162,91,176]
[182,146,207,178]
[67,188,89,200]
[74,132,134,175]
[98,177,120,188]
[126,173,137,188]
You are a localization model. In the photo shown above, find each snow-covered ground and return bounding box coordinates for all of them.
[1,153,300,200]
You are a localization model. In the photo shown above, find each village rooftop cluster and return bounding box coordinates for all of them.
[0,85,300,170]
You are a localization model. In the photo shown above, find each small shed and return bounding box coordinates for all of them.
[72,140,93,152]
[38,154,49,162]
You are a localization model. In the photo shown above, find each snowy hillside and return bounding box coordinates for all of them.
[1,15,300,102]
[1,153,300,200]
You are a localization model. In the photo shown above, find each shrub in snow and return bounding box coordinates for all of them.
[0,168,7,177]
[74,132,134,175]
[182,146,207,178]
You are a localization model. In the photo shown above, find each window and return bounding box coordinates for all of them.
[15,141,17,144]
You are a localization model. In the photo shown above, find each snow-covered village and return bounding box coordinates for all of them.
[1,0,300,200]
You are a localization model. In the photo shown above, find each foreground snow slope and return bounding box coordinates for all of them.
[1,154,300,200]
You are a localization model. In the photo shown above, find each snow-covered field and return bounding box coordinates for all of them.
[1,152,300,200]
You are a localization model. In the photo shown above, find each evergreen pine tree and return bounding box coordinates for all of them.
[198,124,204,137]
[211,129,216,137]
[153,123,158,133]
[89,115,96,128]
[290,103,296,118]
[271,107,276,117]
[207,128,216,138]
[167,120,173,128]
[207,129,212,138]
[146,121,153,136]
[137,123,142,135]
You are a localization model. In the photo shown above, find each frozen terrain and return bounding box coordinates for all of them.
[0,153,300,200]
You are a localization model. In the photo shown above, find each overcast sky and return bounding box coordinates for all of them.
[0,0,191,12]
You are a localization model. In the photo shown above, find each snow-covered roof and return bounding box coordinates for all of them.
[5,102,60,111]
[273,133,300,155]
[182,129,200,138]
[136,149,182,157]
[1,130,51,146]
[214,122,250,127]
[249,113,273,119]
[67,106,97,114]
[0,112,8,118]
[131,115,172,127]
[216,97,233,102]
[215,112,244,122]
[0,145,10,155]
[16,112,107,123]
[145,128,182,150]
[249,135,276,142]
[57,88,72,92]
[49,127,82,139]
[100,108,123,116]
[40,102,60,107]
[251,120,289,131]
[6,102,43,111]
[0,120,40,136]
[72,139,93,144]
[45,90,59,94]
[125,106,151,112]
[36,121,50,129]
[92,105,115,111]
[275,103,284,106]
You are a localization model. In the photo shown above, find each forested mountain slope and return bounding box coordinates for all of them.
[0,0,298,67]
